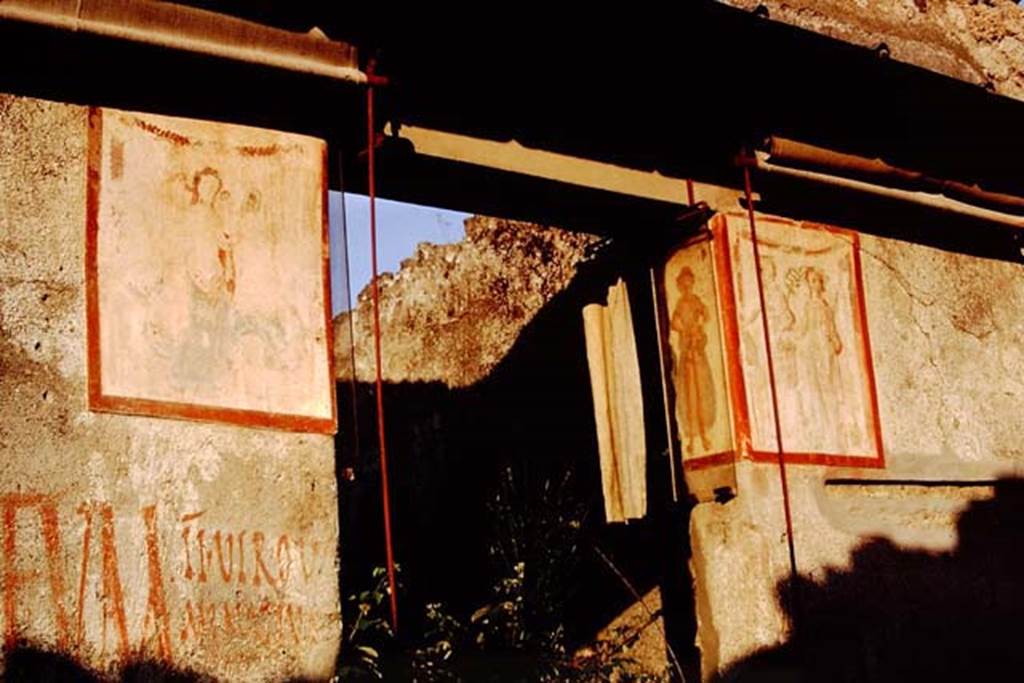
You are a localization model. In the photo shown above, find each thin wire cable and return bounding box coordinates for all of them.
[336,151,361,469]
[650,268,679,503]
[593,545,686,682]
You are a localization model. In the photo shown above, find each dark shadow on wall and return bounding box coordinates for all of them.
[716,479,1024,683]
[1,645,337,681]
[335,239,700,679]
[3,647,104,682]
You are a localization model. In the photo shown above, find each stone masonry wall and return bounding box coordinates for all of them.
[719,0,1024,100]
[334,215,597,388]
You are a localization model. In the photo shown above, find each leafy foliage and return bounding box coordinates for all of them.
[338,463,668,681]
[337,565,398,680]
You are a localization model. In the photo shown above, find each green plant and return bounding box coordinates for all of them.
[411,602,463,682]
[337,565,398,680]
[472,464,670,681]
[487,463,587,656]
[339,461,671,681]
[470,560,526,651]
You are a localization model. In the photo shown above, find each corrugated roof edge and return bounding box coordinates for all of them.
[0,0,367,83]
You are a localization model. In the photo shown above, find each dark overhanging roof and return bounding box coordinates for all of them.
[0,15,366,154]
[345,1,1024,254]
[352,1,1024,199]
[3,1,1024,230]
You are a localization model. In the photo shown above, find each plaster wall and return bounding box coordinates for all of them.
[0,93,340,681]
[690,217,1024,678]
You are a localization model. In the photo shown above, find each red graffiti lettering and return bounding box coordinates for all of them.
[98,503,130,659]
[275,535,291,586]
[2,493,71,650]
[181,526,194,581]
[73,502,130,659]
[251,532,277,590]
[237,530,247,585]
[139,505,172,662]
[214,531,234,583]
[74,503,92,648]
[196,529,211,583]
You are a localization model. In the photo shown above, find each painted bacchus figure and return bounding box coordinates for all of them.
[670,266,716,455]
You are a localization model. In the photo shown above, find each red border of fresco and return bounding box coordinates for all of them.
[85,107,338,435]
[716,212,884,468]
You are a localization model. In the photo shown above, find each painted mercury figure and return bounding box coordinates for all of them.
[671,266,716,454]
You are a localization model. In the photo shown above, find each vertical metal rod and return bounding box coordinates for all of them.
[742,165,799,586]
[367,84,399,634]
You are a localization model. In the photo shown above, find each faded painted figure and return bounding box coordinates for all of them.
[171,167,296,400]
[794,266,847,450]
[671,266,716,454]
[91,108,335,429]
[740,256,798,450]
[174,167,236,387]
[727,214,877,459]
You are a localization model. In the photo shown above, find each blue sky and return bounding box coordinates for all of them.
[328,192,470,314]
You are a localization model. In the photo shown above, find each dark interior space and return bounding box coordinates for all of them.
[334,229,703,679]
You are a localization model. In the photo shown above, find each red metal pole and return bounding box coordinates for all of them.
[367,83,399,634]
[742,165,799,587]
